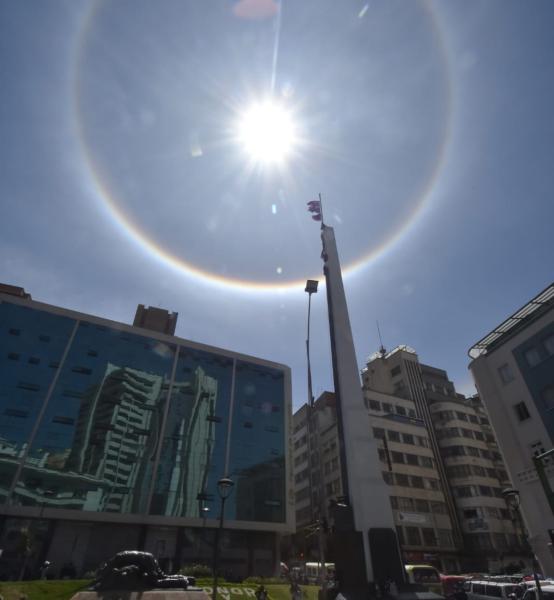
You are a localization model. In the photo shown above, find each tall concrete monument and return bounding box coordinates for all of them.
[320,222,404,594]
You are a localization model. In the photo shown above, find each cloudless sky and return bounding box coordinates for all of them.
[1,0,553,409]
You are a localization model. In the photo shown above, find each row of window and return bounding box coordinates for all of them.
[453,484,503,499]
[441,444,502,461]
[465,532,522,551]
[390,496,447,514]
[397,525,454,548]
[7,329,51,342]
[423,380,455,397]
[382,471,440,491]
[367,399,417,419]
[432,409,480,425]
[372,427,429,447]
[436,426,492,443]
[462,506,511,521]
[447,463,508,481]
[378,448,435,469]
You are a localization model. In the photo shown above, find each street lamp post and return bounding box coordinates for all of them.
[212,477,234,600]
[502,487,543,600]
[305,280,327,588]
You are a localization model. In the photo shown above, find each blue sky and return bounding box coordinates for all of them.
[1,0,553,409]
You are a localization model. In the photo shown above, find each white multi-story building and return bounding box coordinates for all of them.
[469,282,554,574]
[291,345,528,573]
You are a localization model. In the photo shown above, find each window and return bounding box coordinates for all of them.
[38,334,50,342]
[28,356,40,365]
[7,352,20,360]
[514,401,531,421]
[498,363,514,384]
[415,499,430,512]
[408,409,416,418]
[396,405,406,416]
[430,501,447,514]
[395,473,409,487]
[456,411,468,422]
[544,334,554,356]
[530,440,546,458]
[426,478,439,490]
[466,446,480,457]
[373,427,385,439]
[390,496,398,509]
[411,476,424,488]
[391,366,401,377]
[388,430,400,442]
[369,399,380,411]
[392,451,404,464]
[4,408,28,418]
[71,366,92,375]
[463,508,479,519]
[382,403,393,413]
[406,454,419,466]
[438,529,453,547]
[378,448,387,462]
[402,433,415,445]
[16,382,40,391]
[382,471,393,485]
[524,347,541,367]
[469,415,478,424]
[542,386,554,411]
[8,328,20,336]
[419,456,433,469]
[422,528,437,546]
[405,527,421,546]
[52,416,75,425]
[474,431,484,441]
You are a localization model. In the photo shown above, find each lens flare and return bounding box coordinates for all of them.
[237,100,297,163]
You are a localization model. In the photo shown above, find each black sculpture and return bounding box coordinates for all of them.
[91,551,196,591]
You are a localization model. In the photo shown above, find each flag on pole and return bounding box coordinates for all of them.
[307,199,322,221]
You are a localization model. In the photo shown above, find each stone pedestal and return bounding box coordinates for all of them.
[71,590,210,600]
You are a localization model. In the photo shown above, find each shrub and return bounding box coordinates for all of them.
[179,564,213,578]
[242,577,286,585]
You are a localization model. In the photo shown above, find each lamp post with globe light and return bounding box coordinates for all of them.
[212,477,234,600]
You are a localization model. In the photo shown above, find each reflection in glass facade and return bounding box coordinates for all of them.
[0,298,289,526]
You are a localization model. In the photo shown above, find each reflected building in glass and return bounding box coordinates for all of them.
[0,284,292,579]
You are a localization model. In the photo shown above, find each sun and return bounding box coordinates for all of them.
[237,100,297,164]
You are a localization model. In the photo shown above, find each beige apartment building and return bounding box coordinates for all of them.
[291,346,529,573]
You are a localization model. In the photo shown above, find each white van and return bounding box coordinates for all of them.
[464,580,523,600]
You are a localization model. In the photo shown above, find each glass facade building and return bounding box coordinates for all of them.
[0,292,291,577]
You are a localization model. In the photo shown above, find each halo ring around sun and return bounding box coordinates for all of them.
[71,0,453,294]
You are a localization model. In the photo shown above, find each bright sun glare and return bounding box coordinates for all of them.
[237,101,297,164]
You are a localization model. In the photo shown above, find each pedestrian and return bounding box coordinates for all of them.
[290,582,302,600]
[39,561,51,580]
[256,585,269,600]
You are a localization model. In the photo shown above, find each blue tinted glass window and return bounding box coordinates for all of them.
[16,322,176,514]
[227,360,285,523]
[0,302,75,503]
[150,347,233,518]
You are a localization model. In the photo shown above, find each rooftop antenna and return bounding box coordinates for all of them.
[376,320,386,357]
